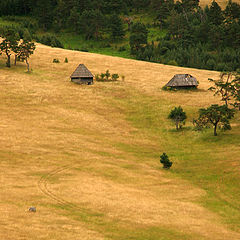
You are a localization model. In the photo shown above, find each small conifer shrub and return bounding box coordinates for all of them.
[64,57,68,63]
[160,153,172,169]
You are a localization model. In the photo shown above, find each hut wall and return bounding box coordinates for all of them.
[71,77,93,85]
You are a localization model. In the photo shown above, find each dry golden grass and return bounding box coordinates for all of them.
[0,44,239,240]
[200,0,240,8]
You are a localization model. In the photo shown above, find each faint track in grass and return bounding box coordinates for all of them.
[38,164,81,210]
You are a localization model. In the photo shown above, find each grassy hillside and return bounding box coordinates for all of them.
[200,0,240,7]
[0,44,239,240]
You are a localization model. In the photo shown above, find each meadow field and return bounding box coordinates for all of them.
[200,0,240,7]
[0,44,239,240]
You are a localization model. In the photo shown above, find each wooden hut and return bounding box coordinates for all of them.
[165,74,198,88]
[70,64,94,85]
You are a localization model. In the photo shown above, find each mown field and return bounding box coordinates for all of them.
[0,44,239,240]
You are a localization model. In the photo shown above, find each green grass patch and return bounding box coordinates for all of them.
[57,32,132,59]
[106,86,240,231]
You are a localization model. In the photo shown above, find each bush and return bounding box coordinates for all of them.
[36,34,64,48]
[118,45,127,52]
[168,106,187,130]
[111,73,119,81]
[95,70,120,82]
[64,57,68,63]
[95,74,100,81]
[167,60,178,66]
[53,58,60,63]
[80,48,89,52]
[160,153,172,169]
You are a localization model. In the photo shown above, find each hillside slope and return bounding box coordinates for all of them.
[200,0,240,7]
[0,44,239,240]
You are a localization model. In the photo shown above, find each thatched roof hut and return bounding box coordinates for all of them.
[165,74,198,88]
[71,64,94,85]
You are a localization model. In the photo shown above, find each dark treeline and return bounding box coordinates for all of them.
[135,0,240,71]
[0,0,240,71]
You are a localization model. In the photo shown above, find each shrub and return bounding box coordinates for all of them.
[36,34,64,48]
[100,73,106,81]
[118,45,127,52]
[80,48,89,52]
[168,106,187,130]
[64,57,68,63]
[95,74,100,81]
[53,58,60,63]
[111,73,119,81]
[160,153,172,169]
[167,60,178,66]
[95,70,120,82]
[105,70,110,80]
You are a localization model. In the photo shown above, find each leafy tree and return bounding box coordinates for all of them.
[208,72,234,107]
[0,28,20,67]
[168,106,187,130]
[129,22,148,54]
[196,104,235,136]
[12,32,21,65]
[18,30,36,72]
[160,153,172,169]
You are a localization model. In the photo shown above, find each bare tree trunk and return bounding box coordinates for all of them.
[225,99,228,107]
[26,58,30,72]
[214,124,218,136]
[6,54,11,68]
[176,121,179,130]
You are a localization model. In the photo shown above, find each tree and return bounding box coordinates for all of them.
[35,0,57,29]
[0,28,19,67]
[208,72,234,107]
[196,104,235,136]
[67,6,81,32]
[129,22,148,54]
[224,0,240,23]
[79,10,104,39]
[151,0,174,26]
[168,106,187,130]
[18,30,36,72]
[231,72,240,110]
[160,153,172,169]
[207,1,224,25]
[181,0,200,12]
[109,14,125,39]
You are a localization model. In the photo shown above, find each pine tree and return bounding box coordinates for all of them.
[109,14,125,39]
[129,22,148,54]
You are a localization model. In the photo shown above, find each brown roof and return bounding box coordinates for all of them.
[165,74,198,87]
[71,64,93,78]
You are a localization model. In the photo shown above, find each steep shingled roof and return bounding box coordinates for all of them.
[71,64,94,78]
[165,74,198,87]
